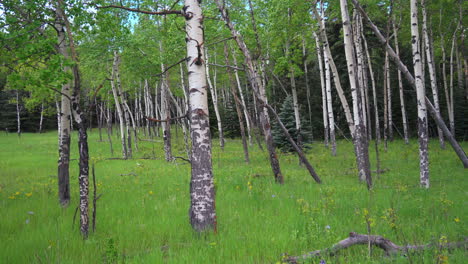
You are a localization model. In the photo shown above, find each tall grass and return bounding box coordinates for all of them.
[0,129,466,263]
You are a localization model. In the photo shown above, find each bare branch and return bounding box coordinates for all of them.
[208,63,244,71]
[96,5,182,16]
[284,232,468,263]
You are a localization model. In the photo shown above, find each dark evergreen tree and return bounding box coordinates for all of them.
[273,95,312,152]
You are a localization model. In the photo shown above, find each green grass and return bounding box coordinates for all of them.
[0,129,466,263]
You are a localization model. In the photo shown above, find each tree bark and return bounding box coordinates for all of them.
[110,51,127,159]
[284,232,468,263]
[57,0,89,238]
[216,0,284,184]
[312,4,355,136]
[55,7,71,207]
[393,18,409,144]
[411,0,430,188]
[340,0,372,189]
[314,33,330,148]
[352,0,468,168]
[422,0,444,148]
[224,43,249,163]
[205,47,224,150]
[185,0,216,232]
[159,42,173,162]
[361,27,381,143]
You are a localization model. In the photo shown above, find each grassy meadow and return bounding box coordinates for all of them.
[0,129,466,263]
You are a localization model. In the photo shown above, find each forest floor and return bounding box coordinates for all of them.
[0,130,466,263]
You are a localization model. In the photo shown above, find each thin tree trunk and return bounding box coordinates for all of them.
[340,0,372,189]
[105,100,114,156]
[205,47,224,150]
[410,0,430,188]
[111,51,127,159]
[216,1,284,183]
[39,102,44,133]
[312,5,355,136]
[421,0,444,148]
[314,33,329,148]
[224,43,249,163]
[383,51,389,150]
[352,0,468,168]
[303,38,313,127]
[325,54,336,156]
[393,19,409,144]
[362,28,381,143]
[115,63,132,159]
[159,41,173,161]
[179,63,191,161]
[286,8,302,150]
[231,47,253,146]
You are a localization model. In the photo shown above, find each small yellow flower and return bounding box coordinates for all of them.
[15,191,20,195]
[8,196,15,199]
[149,191,153,195]
[454,217,460,223]
[25,192,33,197]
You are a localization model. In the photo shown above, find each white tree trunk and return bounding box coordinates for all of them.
[231,49,253,146]
[312,5,355,136]
[421,0,444,148]
[361,29,380,142]
[410,0,430,188]
[55,8,71,206]
[325,48,336,156]
[110,51,127,159]
[340,0,372,188]
[393,19,409,144]
[205,47,224,150]
[185,0,216,232]
[314,33,329,148]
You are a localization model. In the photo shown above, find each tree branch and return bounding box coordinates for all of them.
[208,63,244,71]
[96,5,182,16]
[284,232,468,263]
[146,113,188,123]
[153,57,187,77]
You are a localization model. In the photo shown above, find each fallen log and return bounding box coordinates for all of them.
[284,232,467,263]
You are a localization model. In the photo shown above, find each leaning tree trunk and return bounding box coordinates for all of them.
[393,18,409,144]
[55,8,71,207]
[410,0,430,188]
[205,47,225,150]
[185,0,216,232]
[351,0,468,169]
[110,51,127,159]
[216,0,284,184]
[422,0,444,148]
[340,0,372,189]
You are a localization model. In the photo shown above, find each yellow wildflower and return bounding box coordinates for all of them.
[149,191,153,195]
[8,196,15,199]
[454,217,460,223]
[25,192,32,197]
[15,191,20,195]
